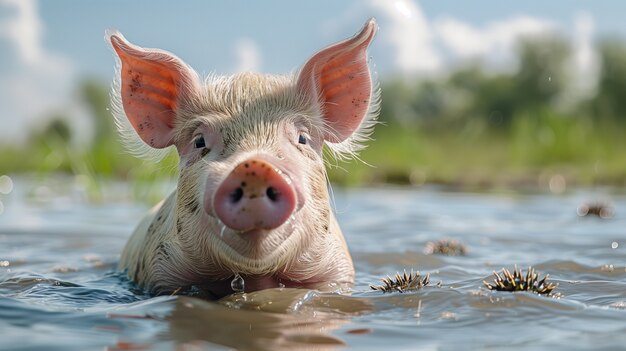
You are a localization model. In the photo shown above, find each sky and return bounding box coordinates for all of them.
[1,0,625,143]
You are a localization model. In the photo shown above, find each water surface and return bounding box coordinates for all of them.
[0,177,624,350]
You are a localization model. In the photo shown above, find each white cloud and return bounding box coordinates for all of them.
[0,0,75,143]
[232,38,261,73]
[433,15,555,70]
[0,0,41,64]
[366,0,555,76]
[368,0,441,75]
[364,0,596,79]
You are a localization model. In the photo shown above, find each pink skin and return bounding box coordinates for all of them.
[110,19,378,296]
[212,158,299,232]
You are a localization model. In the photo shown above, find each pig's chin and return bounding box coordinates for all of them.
[213,212,300,262]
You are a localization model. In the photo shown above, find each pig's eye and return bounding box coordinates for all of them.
[194,135,206,149]
[298,134,307,145]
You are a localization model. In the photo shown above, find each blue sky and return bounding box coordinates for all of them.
[1,0,625,142]
[35,0,626,77]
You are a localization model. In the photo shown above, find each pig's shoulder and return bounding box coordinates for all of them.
[118,192,176,281]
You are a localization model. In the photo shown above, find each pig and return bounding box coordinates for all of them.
[107,18,379,298]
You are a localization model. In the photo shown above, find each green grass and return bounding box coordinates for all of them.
[0,135,178,202]
[329,113,626,188]
[2,112,626,198]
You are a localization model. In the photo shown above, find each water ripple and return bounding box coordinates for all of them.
[1,183,626,349]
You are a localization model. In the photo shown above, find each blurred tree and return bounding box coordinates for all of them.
[515,36,570,110]
[469,74,518,128]
[471,36,570,128]
[588,40,626,122]
[24,115,73,173]
[79,79,125,175]
[27,114,72,150]
[379,80,419,125]
[41,116,72,144]
[381,36,572,132]
[80,80,117,146]
[409,80,447,122]
[420,36,570,130]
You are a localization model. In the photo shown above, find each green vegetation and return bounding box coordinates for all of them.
[331,36,626,188]
[2,36,626,191]
[328,111,626,188]
[0,81,179,201]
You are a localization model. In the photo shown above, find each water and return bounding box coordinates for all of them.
[0,177,625,350]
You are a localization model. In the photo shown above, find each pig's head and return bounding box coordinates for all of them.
[108,19,378,280]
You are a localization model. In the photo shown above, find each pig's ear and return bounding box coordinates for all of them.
[297,18,378,144]
[107,32,200,149]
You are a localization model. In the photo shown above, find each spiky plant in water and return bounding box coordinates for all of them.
[370,270,430,293]
[483,266,557,295]
[424,239,468,256]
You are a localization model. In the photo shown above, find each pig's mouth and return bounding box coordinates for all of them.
[238,212,298,236]
[216,211,299,239]
[239,229,266,236]
[213,210,302,261]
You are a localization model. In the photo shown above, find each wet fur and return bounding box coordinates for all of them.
[118,74,358,295]
[111,20,379,296]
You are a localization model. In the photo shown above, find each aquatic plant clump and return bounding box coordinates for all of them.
[424,239,468,256]
[370,270,430,293]
[483,266,557,295]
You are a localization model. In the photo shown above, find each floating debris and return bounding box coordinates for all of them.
[51,265,79,273]
[483,266,557,295]
[577,201,614,219]
[370,270,430,293]
[439,311,458,321]
[424,239,468,256]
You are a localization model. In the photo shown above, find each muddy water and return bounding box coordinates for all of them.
[0,177,625,350]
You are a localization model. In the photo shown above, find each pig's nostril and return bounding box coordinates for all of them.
[229,187,244,203]
[266,187,280,202]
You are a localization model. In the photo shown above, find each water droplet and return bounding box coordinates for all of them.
[611,242,619,249]
[278,282,285,288]
[231,273,245,292]
[548,76,552,82]
[105,107,110,111]
[0,175,13,194]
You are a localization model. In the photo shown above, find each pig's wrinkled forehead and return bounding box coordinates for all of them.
[181,72,316,127]
[174,72,323,152]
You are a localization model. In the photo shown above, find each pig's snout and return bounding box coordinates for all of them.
[213,159,297,232]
